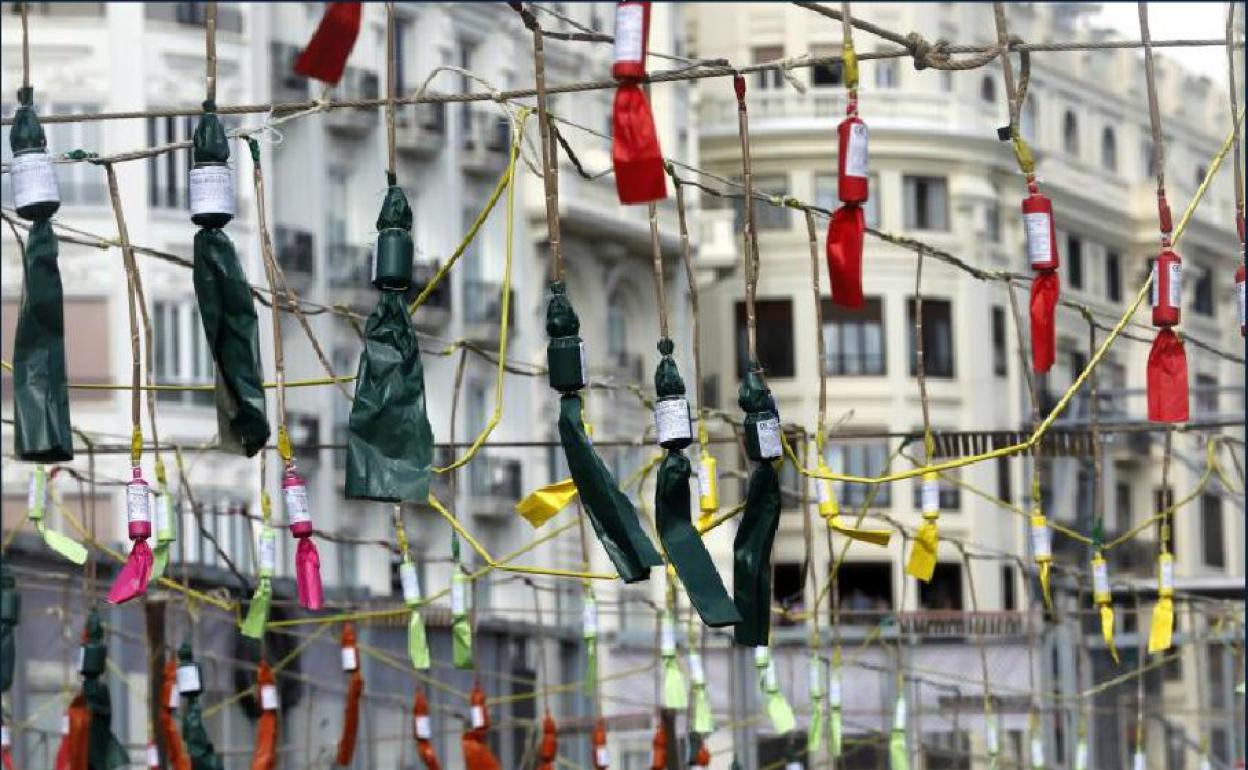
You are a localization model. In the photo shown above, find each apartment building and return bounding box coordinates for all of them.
[687,3,1243,768]
[1,3,695,769]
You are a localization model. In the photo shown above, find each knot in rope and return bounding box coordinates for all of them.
[905,32,949,71]
[778,55,808,94]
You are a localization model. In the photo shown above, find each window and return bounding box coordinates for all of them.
[752,46,785,90]
[1021,95,1037,143]
[1105,251,1122,302]
[146,115,194,209]
[735,299,795,378]
[980,75,996,103]
[1001,565,1016,610]
[1193,266,1214,316]
[809,46,843,87]
[1142,140,1157,178]
[1114,481,1132,533]
[918,563,963,610]
[814,173,880,227]
[996,457,1012,502]
[1062,110,1079,155]
[991,306,1008,377]
[1201,493,1224,568]
[825,439,892,507]
[821,297,886,376]
[1101,127,1118,172]
[835,561,893,619]
[902,176,949,230]
[153,300,214,406]
[1066,234,1084,289]
[773,562,805,622]
[875,54,899,89]
[606,291,628,358]
[907,298,955,378]
[1194,373,1218,415]
[734,174,791,231]
[986,199,1001,243]
[1075,467,1094,523]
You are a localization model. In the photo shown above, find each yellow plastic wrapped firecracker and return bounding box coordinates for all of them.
[1147,552,1175,653]
[697,451,719,531]
[906,472,941,582]
[1091,553,1119,664]
[1030,510,1053,610]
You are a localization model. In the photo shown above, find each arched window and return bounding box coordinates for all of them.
[1021,95,1037,143]
[606,289,628,358]
[1101,126,1117,172]
[980,75,996,103]
[1062,110,1080,156]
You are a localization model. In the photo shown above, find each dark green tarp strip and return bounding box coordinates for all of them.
[82,610,128,770]
[179,643,224,770]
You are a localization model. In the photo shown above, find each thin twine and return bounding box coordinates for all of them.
[385,1,397,180]
[103,163,143,467]
[20,1,30,91]
[648,201,670,340]
[957,544,995,734]
[1089,320,1104,539]
[1229,3,1245,240]
[1005,281,1046,500]
[205,2,218,105]
[250,142,290,458]
[804,210,828,451]
[734,74,761,367]
[913,250,934,462]
[669,169,708,449]
[520,7,564,283]
[1139,1,1171,241]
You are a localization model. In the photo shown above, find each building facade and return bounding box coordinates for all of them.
[688,2,1243,769]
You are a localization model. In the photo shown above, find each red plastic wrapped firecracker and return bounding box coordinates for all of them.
[107,466,155,604]
[1235,263,1245,337]
[284,464,323,610]
[1151,249,1182,328]
[1022,192,1059,271]
[592,718,610,770]
[612,1,650,82]
[837,115,869,204]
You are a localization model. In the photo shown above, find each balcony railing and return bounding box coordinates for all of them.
[468,454,523,506]
[819,610,1028,639]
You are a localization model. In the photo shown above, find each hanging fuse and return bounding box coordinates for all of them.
[837,116,869,204]
[176,654,203,697]
[688,650,705,686]
[592,718,610,769]
[146,742,160,769]
[1235,263,1244,337]
[1031,736,1046,769]
[920,472,941,516]
[258,527,277,579]
[127,467,152,541]
[808,656,824,699]
[815,463,837,519]
[828,664,842,710]
[893,696,907,731]
[283,467,312,537]
[1030,513,1052,561]
[611,1,650,82]
[697,452,719,516]
[1022,192,1059,271]
[653,390,692,451]
[341,629,359,673]
[399,559,421,605]
[582,595,598,639]
[27,465,48,520]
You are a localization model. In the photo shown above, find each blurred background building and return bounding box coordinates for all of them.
[1,2,1243,770]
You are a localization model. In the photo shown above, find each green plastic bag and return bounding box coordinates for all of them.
[451,571,473,670]
[179,642,225,770]
[733,369,782,647]
[559,395,662,583]
[190,104,268,457]
[11,95,74,463]
[0,566,17,693]
[653,342,740,627]
[81,610,129,770]
[345,183,432,502]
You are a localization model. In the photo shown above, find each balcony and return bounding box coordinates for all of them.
[467,453,523,517]
[395,102,447,157]
[460,108,510,175]
[696,208,738,273]
[326,243,371,312]
[274,225,314,293]
[461,280,515,344]
[595,351,645,385]
[324,68,379,137]
[271,43,308,104]
[815,610,1029,641]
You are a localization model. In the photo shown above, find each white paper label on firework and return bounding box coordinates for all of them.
[921,479,940,514]
[28,470,47,516]
[1024,212,1052,267]
[11,152,60,209]
[661,618,677,655]
[259,530,277,575]
[61,714,70,735]
[578,342,589,387]
[828,670,842,707]
[763,660,778,690]
[128,482,151,524]
[1160,558,1175,590]
[189,165,235,217]
[582,600,598,637]
[845,122,869,179]
[260,683,279,711]
[1167,261,1182,307]
[613,4,644,65]
[654,398,692,446]
[786,762,803,770]
[816,476,832,507]
[284,483,310,526]
[1133,751,1146,770]
[986,722,999,754]
[893,697,907,729]
[176,664,201,694]
[1093,560,1110,597]
[147,743,160,767]
[1075,741,1089,770]
[1031,738,1045,768]
[0,725,8,748]
[156,494,176,540]
[471,705,486,729]
[697,459,714,500]
[78,646,85,672]
[808,658,824,698]
[688,652,705,684]
[168,684,180,710]
[1030,520,1052,559]
[399,562,421,603]
[595,747,610,768]
[451,576,467,616]
[756,417,782,459]
[1237,277,1245,327]
[754,646,769,667]
[414,715,432,739]
[341,646,358,671]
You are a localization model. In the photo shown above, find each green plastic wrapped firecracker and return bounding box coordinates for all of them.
[79,610,129,770]
[0,567,17,694]
[733,366,783,646]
